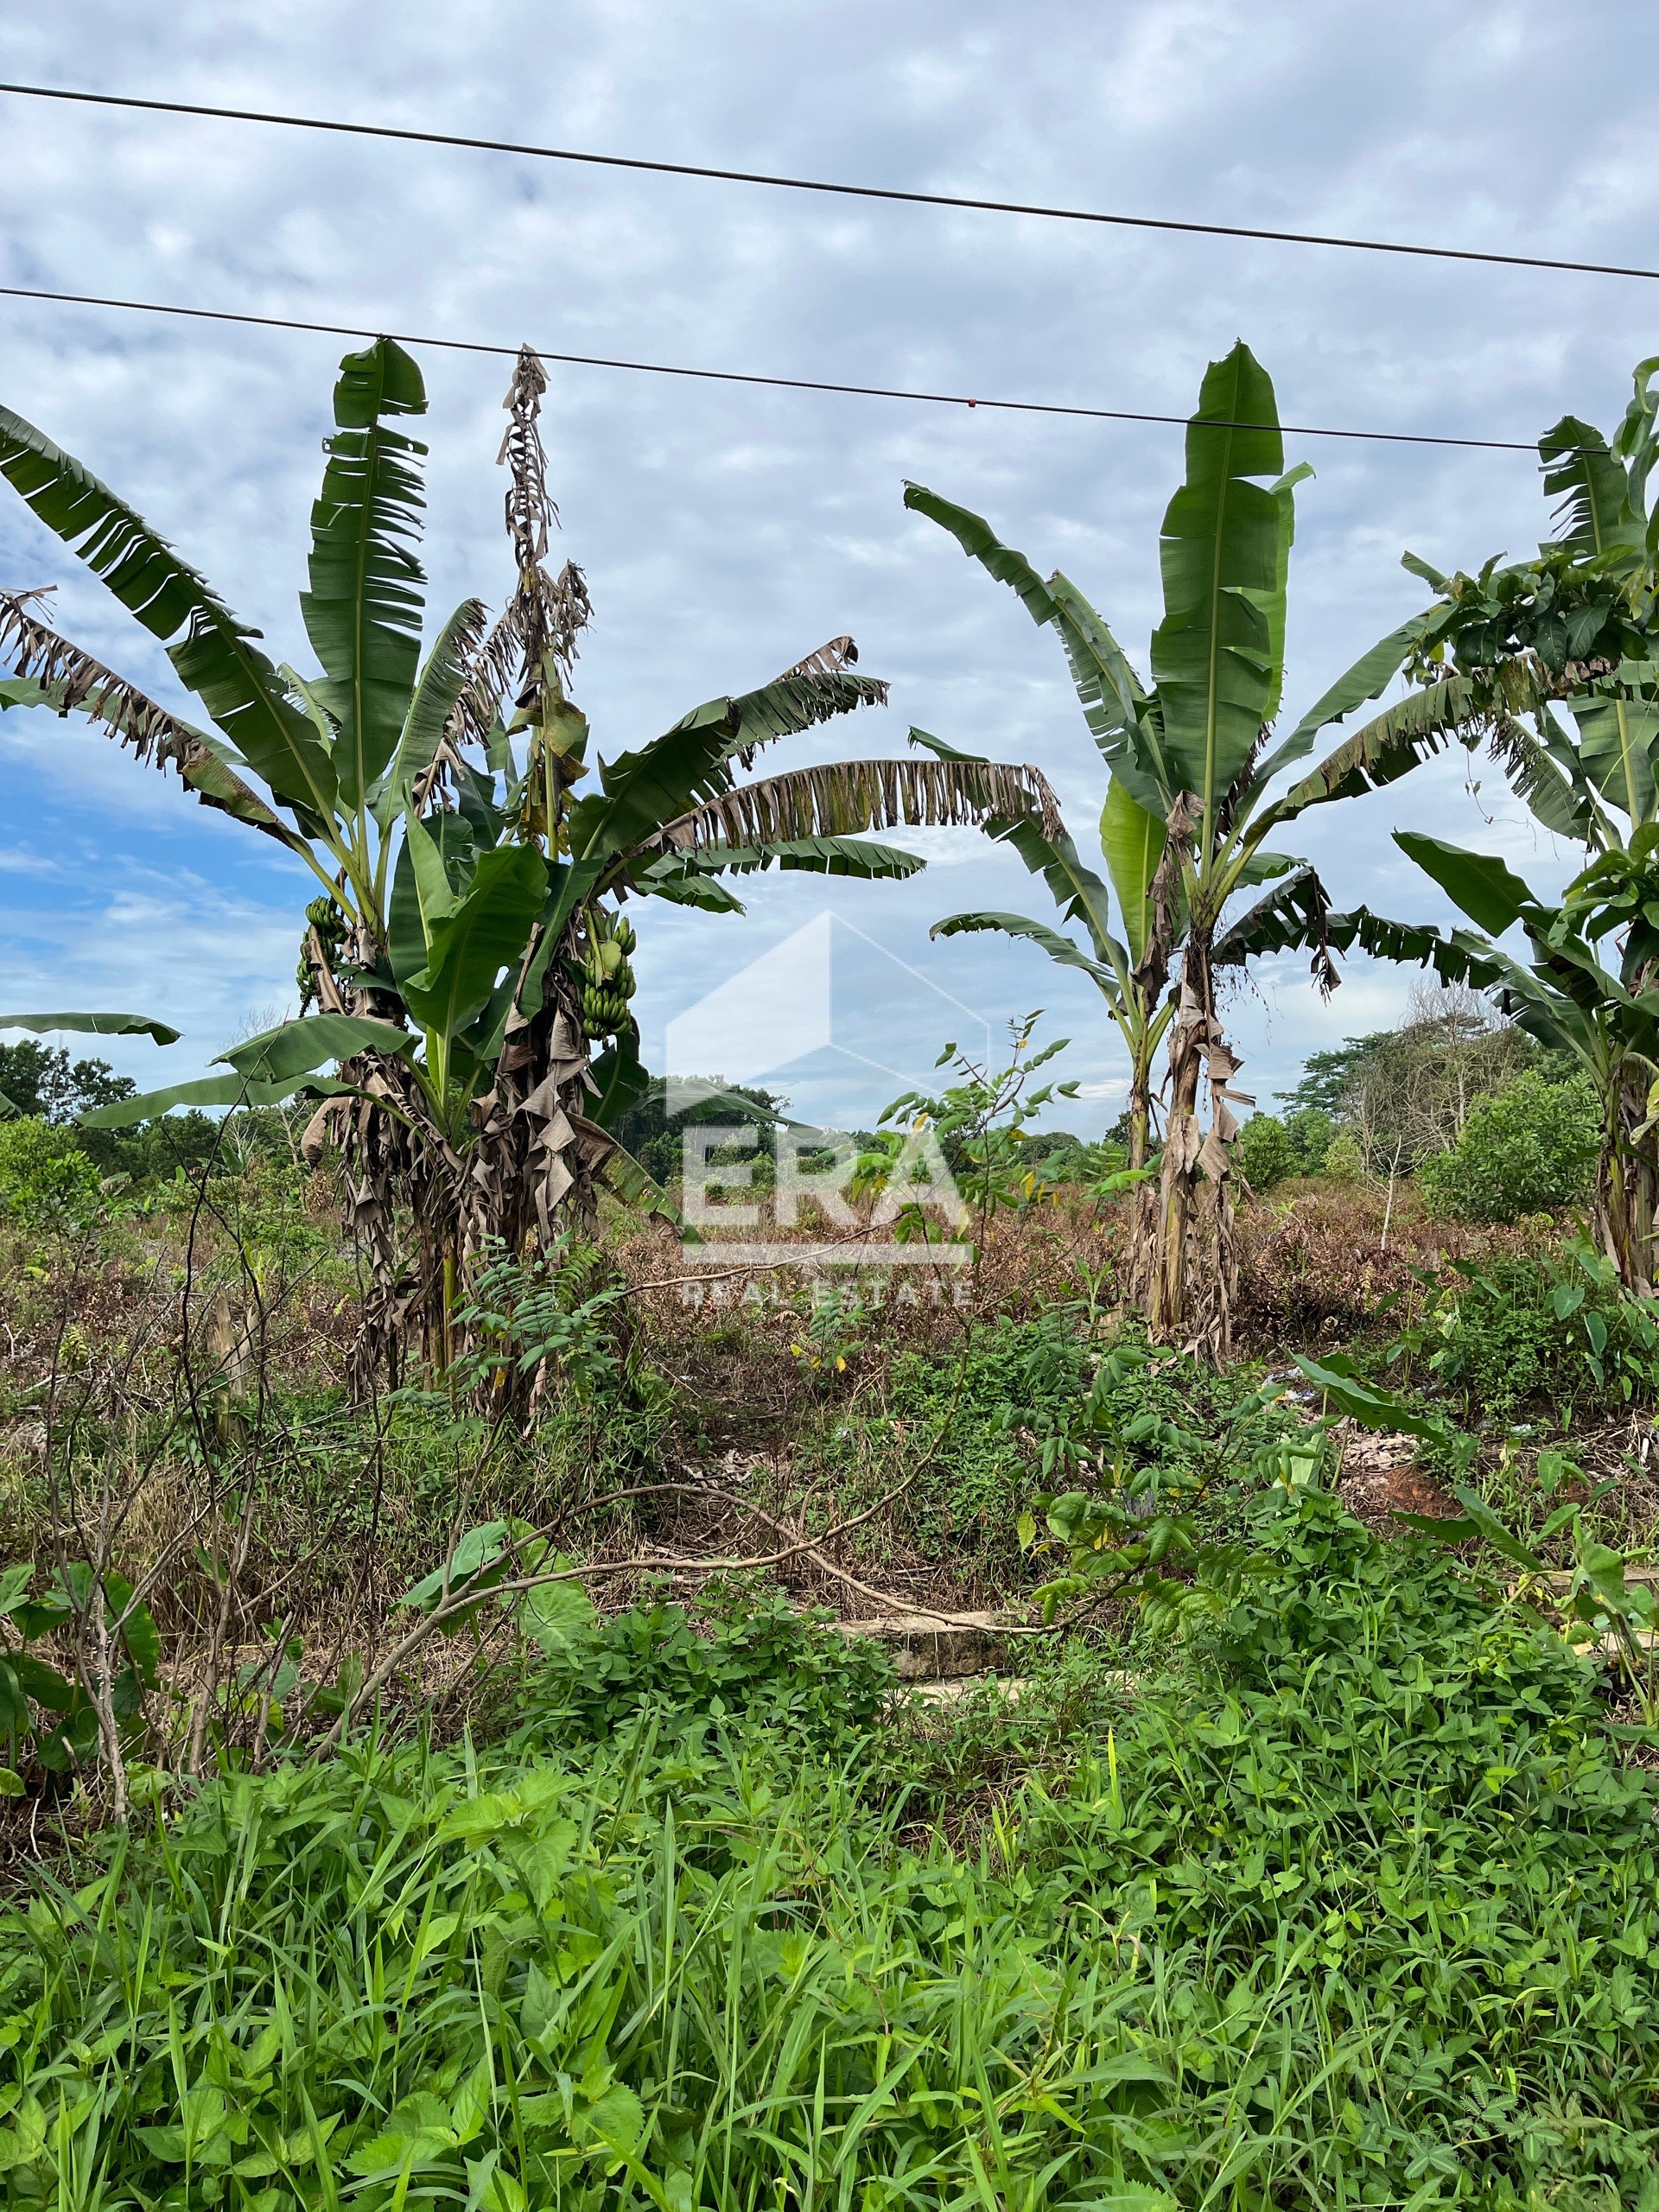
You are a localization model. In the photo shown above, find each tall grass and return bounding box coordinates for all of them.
[3,1491,1656,2209]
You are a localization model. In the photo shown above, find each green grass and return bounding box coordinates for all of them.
[3,1491,1657,2209]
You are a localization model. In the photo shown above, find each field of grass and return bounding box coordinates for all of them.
[3,1158,1659,2209]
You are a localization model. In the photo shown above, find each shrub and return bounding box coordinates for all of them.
[1236,1112,1297,1192]
[1283,1105,1335,1173]
[1322,1130,1363,1184]
[1417,1068,1599,1224]
[1389,1242,1659,1417]
[514,1580,895,1751]
[0,1117,101,1225]
[1236,1109,1337,1192]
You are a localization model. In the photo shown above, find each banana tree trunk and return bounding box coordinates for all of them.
[474,916,607,1252]
[1122,1046,1159,1311]
[1597,1065,1659,1296]
[1126,1073,1152,1174]
[301,912,607,1389]
[1145,938,1247,1361]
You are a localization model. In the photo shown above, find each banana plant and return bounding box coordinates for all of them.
[906,340,1499,1355]
[1249,830,1659,1294]
[912,726,1177,1178]
[1394,354,1659,855]
[2,339,1058,1370]
[1345,355,1659,1297]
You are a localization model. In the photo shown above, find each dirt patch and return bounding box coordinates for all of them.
[1336,1423,1460,1533]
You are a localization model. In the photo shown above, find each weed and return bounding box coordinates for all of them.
[4,1491,1657,2205]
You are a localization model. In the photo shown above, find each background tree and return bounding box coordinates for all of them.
[1284,980,1539,1179]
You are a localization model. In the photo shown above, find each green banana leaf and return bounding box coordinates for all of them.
[0,1012,180,1042]
[931,910,1119,996]
[993,817,1128,975]
[899,481,1058,626]
[1213,865,1333,970]
[514,855,608,1016]
[387,810,482,987]
[0,403,336,825]
[1568,691,1659,823]
[378,596,491,827]
[1148,341,1285,810]
[402,843,548,1039]
[1097,779,1166,967]
[1255,675,1493,835]
[218,1014,417,1083]
[1211,868,1506,996]
[1249,613,1433,793]
[1046,576,1168,811]
[1260,462,1313,727]
[1392,831,1535,937]
[633,867,747,914]
[713,658,889,765]
[298,340,429,811]
[597,1143,700,1239]
[905,726,982,764]
[1491,715,1605,842]
[81,1073,365,1127]
[1540,416,1641,559]
[900,482,1165,808]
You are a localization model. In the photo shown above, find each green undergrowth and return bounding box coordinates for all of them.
[1375,1241,1659,1430]
[3,1490,1657,2208]
[791,1311,1092,1577]
[505,1579,897,1751]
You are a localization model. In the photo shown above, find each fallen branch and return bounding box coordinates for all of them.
[316,1472,911,1750]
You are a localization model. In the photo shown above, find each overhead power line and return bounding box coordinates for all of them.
[0,280,1541,452]
[1,79,1655,288]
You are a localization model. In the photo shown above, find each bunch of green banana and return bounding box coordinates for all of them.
[296,896,348,1010]
[579,910,638,1039]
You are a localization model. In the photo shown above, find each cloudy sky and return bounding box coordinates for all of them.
[3,0,1656,1131]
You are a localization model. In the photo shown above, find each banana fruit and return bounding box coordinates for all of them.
[579,911,638,1039]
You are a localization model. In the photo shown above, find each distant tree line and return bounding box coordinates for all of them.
[1236,981,1599,1222]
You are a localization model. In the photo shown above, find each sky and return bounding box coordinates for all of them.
[3,0,1656,1134]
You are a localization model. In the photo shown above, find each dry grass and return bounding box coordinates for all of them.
[1233,1178,1561,1351]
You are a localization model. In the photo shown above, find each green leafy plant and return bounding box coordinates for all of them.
[0,1560,160,1787]
[0,1117,102,1226]
[1235,1106,1340,1190]
[861,1017,1083,1298]
[1234,1111,1297,1192]
[5,1478,1659,2206]
[1416,1065,1599,1222]
[787,1283,868,1386]
[1020,1484,1253,1637]
[1296,1350,1659,1715]
[449,1236,629,1403]
[909,342,1489,1351]
[515,1580,896,1752]
[397,1517,597,1660]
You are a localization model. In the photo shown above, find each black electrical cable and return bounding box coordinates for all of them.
[0,79,1653,287]
[0,281,1540,452]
